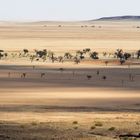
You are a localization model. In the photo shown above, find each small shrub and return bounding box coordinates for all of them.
[108,127,115,131]
[31,122,38,126]
[102,76,107,80]
[73,121,78,124]
[122,137,129,140]
[95,122,103,127]
[121,137,136,140]
[20,124,25,129]
[74,126,78,130]
[90,126,96,130]
[105,61,109,66]
[87,75,92,80]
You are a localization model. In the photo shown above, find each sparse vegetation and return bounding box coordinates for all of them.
[94,122,103,127]
[74,126,78,130]
[90,126,96,130]
[73,121,78,124]
[31,122,38,126]
[90,51,99,59]
[105,61,109,66]
[0,22,139,140]
[108,127,115,131]
[87,75,92,80]
[20,124,26,129]
[102,76,107,80]
[0,47,139,66]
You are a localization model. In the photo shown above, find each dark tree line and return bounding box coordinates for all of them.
[0,48,140,65]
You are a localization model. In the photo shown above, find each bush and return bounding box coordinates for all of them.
[108,127,115,131]
[90,126,96,130]
[73,121,78,124]
[20,124,25,129]
[95,122,103,127]
[31,122,38,126]
[74,126,78,130]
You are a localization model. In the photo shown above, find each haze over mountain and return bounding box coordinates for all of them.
[0,16,140,25]
[96,16,140,21]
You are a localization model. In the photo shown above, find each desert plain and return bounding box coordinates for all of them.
[0,21,140,140]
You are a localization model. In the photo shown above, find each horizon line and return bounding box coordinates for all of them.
[0,15,140,23]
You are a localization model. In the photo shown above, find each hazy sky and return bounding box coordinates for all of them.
[0,0,140,21]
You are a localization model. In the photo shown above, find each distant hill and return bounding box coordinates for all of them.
[0,16,140,25]
[96,16,140,21]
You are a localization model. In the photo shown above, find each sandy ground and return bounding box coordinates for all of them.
[0,64,139,139]
[0,21,140,140]
[0,21,140,53]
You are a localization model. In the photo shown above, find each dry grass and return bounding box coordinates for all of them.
[0,113,139,140]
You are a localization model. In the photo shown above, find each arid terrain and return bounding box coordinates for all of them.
[0,21,140,140]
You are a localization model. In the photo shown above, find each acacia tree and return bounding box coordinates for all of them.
[83,48,91,54]
[124,53,131,60]
[74,57,80,64]
[0,50,4,60]
[30,55,36,63]
[115,49,123,58]
[64,53,72,59]
[4,53,8,58]
[0,53,3,60]
[90,52,99,59]
[35,49,47,58]
[47,51,57,63]
[58,56,64,63]
[103,52,107,57]
[120,58,125,65]
[0,50,4,53]
[137,50,140,59]
[23,49,29,55]
[76,51,84,60]
[115,49,131,65]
